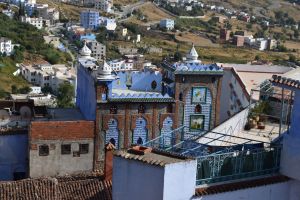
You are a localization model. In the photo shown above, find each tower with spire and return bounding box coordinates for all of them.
[186,44,201,64]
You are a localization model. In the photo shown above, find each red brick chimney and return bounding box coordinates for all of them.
[104,143,115,181]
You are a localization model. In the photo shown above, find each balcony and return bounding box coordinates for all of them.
[196,145,281,185]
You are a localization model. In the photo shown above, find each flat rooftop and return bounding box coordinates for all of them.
[34,108,85,121]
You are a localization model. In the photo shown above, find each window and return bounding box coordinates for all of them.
[39,144,49,156]
[138,104,145,114]
[79,144,89,154]
[167,104,173,113]
[137,137,143,144]
[110,105,118,114]
[179,92,183,101]
[195,104,202,113]
[61,144,71,155]
[151,81,157,90]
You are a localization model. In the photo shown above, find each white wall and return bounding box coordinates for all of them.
[197,107,249,146]
[194,181,290,200]
[163,160,197,200]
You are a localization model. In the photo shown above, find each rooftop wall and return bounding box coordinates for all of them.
[30,121,94,140]
[112,71,162,92]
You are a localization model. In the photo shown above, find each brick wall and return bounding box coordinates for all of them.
[30,121,95,140]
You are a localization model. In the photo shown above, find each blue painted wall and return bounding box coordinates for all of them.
[105,119,119,149]
[112,71,162,92]
[133,117,148,144]
[76,65,97,120]
[0,134,28,181]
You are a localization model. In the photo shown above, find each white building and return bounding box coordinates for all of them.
[254,38,268,51]
[0,37,12,56]
[95,0,113,13]
[20,63,76,92]
[2,9,14,19]
[108,59,134,71]
[21,16,46,29]
[160,19,175,30]
[102,18,117,31]
[244,35,256,46]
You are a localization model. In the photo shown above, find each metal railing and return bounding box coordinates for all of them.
[196,145,282,185]
[143,126,186,149]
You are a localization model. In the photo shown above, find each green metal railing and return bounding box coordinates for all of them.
[196,146,282,185]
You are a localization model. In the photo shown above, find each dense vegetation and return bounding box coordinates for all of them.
[163,5,204,16]
[0,14,71,64]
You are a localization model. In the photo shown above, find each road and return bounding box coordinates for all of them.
[115,0,147,21]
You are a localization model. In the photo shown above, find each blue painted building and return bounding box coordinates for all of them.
[80,33,96,41]
[76,44,224,170]
[80,10,100,30]
[0,132,28,181]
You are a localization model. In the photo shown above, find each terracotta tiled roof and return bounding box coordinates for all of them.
[59,179,112,200]
[114,147,192,167]
[194,175,290,197]
[0,176,112,200]
[271,75,300,89]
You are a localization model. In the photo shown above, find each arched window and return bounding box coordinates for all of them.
[137,137,143,145]
[109,138,116,146]
[110,105,117,114]
[195,104,202,113]
[138,104,145,114]
[106,119,119,149]
[133,117,147,145]
[151,80,157,90]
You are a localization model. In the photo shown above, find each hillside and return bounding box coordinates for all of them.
[0,14,71,96]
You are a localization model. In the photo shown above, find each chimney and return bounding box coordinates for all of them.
[104,142,115,181]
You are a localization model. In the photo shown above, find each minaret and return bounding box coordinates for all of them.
[79,41,92,58]
[186,44,201,63]
[96,60,117,102]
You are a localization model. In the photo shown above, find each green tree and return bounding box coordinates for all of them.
[42,85,53,94]
[11,85,18,94]
[289,54,296,62]
[57,82,75,108]
[18,86,31,94]
[294,30,299,39]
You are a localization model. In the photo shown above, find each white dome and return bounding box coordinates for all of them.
[99,61,112,75]
[80,42,92,57]
[186,44,199,61]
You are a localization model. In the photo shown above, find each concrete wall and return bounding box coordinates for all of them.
[197,107,249,146]
[29,139,94,177]
[220,68,249,123]
[163,160,197,200]
[0,134,28,181]
[194,181,290,200]
[112,156,165,200]
[29,120,95,177]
